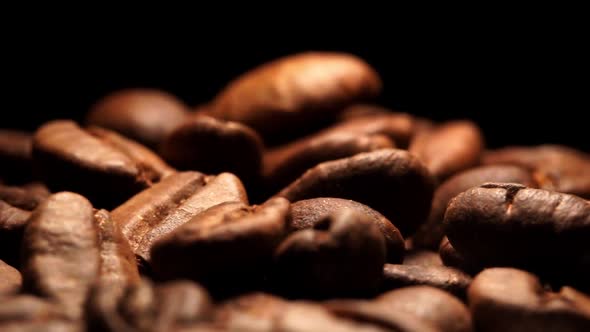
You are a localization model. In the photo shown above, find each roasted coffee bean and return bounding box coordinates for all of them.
[409,120,484,181]
[273,210,386,298]
[278,149,435,235]
[151,198,289,292]
[217,294,389,332]
[0,295,81,331]
[0,295,56,322]
[151,281,212,331]
[86,209,141,332]
[403,249,443,266]
[213,293,290,331]
[32,121,174,208]
[263,131,393,192]
[21,192,99,321]
[87,126,175,179]
[325,300,443,332]
[0,200,31,265]
[375,286,473,332]
[89,277,211,332]
[86,89,189,149]
[0,182,50,211]
[413,165,536,249]
[468,268,590,332]
[334,108,421,149]
[337,104,395,120]
[439,237,482,275]
[0,129,33,184]
[444,183,590,274]
[290,197,404,263]
[381,264,472,298]
[113,171,248,262]
[483,145,590,198]
[160,115,263,181]
[0,259,21,295]
[210,52,382,140]
[276,302,389,332]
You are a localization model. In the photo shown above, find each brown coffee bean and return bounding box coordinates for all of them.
[409,120,484,181]
[86,89,189,149]
[483,145,590,198]
[0,259,21,295]
[381,264,472,298]
[324,299,440,332]
[468,268,590,332]
[277,302,389,332]
[151,198,289,291]
[290,197,404,263]
[444,183,590,274]
[0,182,50,211]
[0,295,81,332]
[112,171,248,262]
[0,129,33,184]
[273,210,386,298]
[87,126,175,179]
[160,115,263,181]
[375,286,473,332]
[0,200,30,265]
[334,108,420,149]
[89,277,211,332]
[413,165,536,249]
[278,149,435,236]
[213,293,289,331]
[86,209,141,332]
[337,104,395,120]
[210,52,382,140]
[218,294,386,332]
[439,237,482,275]
[0,295,56,322]
[152,281,212,330]
[403,250,443,266]
[32,120,174,208]
[263,131,393,192]
[21,192,99,321]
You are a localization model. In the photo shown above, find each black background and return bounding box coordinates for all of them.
[3,21,588,151]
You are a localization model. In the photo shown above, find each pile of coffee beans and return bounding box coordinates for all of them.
[1,52,589,331]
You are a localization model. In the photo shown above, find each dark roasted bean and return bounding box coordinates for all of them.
[376,286,473,332]
[468,268,590,332]
[290,197,404,263]
[32,121,174,208]
[86,89,189,149]
[210,52,382,140]
[0,259,21,295]
[413,165,536,249]
[381,264,472,298]
[0,200,31,265]
[86,209,141,332]
[160,115,263,181]
[151,198,289,293]
[439,237,482,275]
[409,120,484,181]
[21,192,99,321]
[0,182,50,211]
[483,145,590,198]
[278,149,435,236]
[273,210,386,298]
[112,171,248,262]
[444,183,590,277]
[263,131,393,192]
[0,129,33,184]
